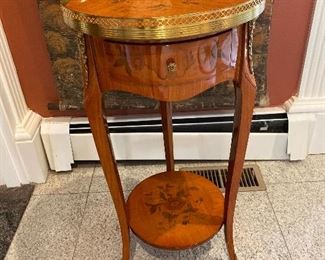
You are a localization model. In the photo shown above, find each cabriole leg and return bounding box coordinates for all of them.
[84,36,130,260]
[224,25,256,260]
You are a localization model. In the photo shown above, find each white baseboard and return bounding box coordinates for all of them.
[309,113,325,154]
[285,97,325,160]
[41,117,74,172]
[40,105,325,171]
[0,125,24,187]
[0,107,47,186]
[71,132,289,161]
[16,126,48,183]
[40,113,290,172]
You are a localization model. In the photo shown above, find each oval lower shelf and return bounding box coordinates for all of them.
[126,171,225,249]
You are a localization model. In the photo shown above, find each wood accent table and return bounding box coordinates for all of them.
[61,1,265,259]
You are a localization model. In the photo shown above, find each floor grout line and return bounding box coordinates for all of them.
[31,191,91,196]
[265,190,293,260]
[71,166,96,260]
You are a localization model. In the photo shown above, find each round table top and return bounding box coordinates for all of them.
[61,0,265,42]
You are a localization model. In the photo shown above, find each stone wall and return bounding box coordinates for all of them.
[38,0,273,113]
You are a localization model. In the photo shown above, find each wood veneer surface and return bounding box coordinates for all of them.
[127,171,224,249]
[65,0,247,18]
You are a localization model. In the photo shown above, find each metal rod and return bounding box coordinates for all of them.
[47,101,82,111]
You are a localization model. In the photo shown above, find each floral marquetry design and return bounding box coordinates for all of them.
[127,171,225,249]
[198,40,218,73]
[144,183,202,228]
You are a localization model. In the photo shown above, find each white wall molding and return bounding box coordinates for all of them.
[41,117,74,172]
[0,96,28,186]
[285,0,325,160]
[298,0,325,99]
[0,20,48,186]
[285,96,325,114]
[15,110,43,141]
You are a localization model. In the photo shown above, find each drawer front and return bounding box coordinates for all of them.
[98,30,237,101]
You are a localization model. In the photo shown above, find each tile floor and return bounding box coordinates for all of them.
[5,155,325,260]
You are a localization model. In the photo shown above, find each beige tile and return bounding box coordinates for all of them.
[18,158,322,260]
[88,171,109,193]
[90,161,238,194]
[233,192,290,260]
[119,162,166,192]
[296,154,325,181]
[34,165,95,195]
[179,230,228,260]
[72,193,121,260]
[257,154,325,184]
[180,192,290,260]
[90,162,166,193]
[5,194,87,260]
[90,160,251,194]
[267,182,325,260]
[131,232,180,260]
[73,192,179,260]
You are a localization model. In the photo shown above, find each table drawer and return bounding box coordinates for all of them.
[96,30,237,101]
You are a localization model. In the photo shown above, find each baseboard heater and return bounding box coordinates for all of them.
[71,113,288,134]
[69,113,289,161]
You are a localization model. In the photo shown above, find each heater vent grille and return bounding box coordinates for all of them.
[180,164,266,192]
